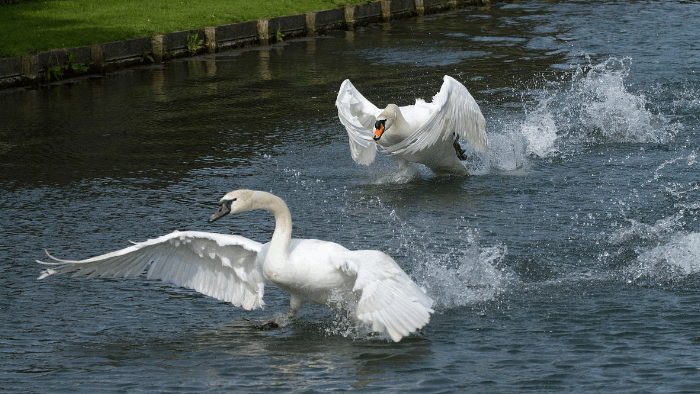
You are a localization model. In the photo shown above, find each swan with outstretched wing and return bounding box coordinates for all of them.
[38,190,433,342]
[336,75,487,175]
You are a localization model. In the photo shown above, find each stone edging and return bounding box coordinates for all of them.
[0,0,488,89]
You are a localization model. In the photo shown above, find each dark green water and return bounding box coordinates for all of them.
[2,0,700,392]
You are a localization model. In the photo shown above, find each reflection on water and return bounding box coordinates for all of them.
[152,68,166,101]
[258,49,272,81]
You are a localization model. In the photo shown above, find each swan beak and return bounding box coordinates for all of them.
[209,199,232,222]
[373,119,386,141]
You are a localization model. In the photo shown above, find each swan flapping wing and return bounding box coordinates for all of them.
[37,230,266,310]
[335,251,434,342]
[385,75,487,156]
[336,79,381,165]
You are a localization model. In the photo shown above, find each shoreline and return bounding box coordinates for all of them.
[0,0,489,90]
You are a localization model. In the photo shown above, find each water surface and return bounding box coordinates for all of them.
[2,0,700,392]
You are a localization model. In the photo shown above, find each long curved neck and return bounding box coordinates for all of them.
[381,104,410,145]
[252,191,293,262]
[391,104,408,126]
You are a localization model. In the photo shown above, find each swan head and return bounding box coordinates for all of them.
[209,189,257,222]
[373,104,398,141]
[373,119,386,141]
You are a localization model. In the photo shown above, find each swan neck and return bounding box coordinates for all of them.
[391,105,406,125]
[254,191,292,259]
[380,104,409,144]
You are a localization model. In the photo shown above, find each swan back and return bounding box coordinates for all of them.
[398,100,436,128]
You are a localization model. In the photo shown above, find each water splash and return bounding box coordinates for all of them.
[349,57,674,177]
[608,214,684,246]
[323,313,392,342]
[392,221,515,309]
[650,150,697,183]
[478,128,529,173]
[412,243,514,310]
[321,232,514,341]
[521,96,559,158]
[379,207,514,310]
[606,147,700,285]
[372,162,422,184]
[624,232,700,283]
[487,56,678,169]
[570,57,672,143]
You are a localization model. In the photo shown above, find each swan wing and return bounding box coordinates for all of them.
[335,251,434,342]
[37,230,266,310]
[336,79,381,165]
[385,75,487,156]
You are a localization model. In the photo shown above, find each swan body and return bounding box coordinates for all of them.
[336,75,488,175]
[37,190,433,342]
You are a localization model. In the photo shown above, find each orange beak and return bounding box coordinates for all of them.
[373,124,385,141]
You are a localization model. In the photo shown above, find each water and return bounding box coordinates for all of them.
[2,0,700,391]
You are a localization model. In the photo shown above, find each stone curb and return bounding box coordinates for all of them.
[0,0,487,89]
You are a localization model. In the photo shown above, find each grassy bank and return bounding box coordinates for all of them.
[0,0,366,58]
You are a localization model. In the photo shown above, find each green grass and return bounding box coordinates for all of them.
[0,0,368,58]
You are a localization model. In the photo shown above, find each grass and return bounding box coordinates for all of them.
[0,0,368,58]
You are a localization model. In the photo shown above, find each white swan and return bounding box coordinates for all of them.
[37,189,434,342]
[336,75,488,175]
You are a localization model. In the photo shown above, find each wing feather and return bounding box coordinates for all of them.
[154,247,179,282]
[336,79,381,165]
[115,248,153,277]
[37,230,266,310]
[334,250,434,342]
[384,75,487,156]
